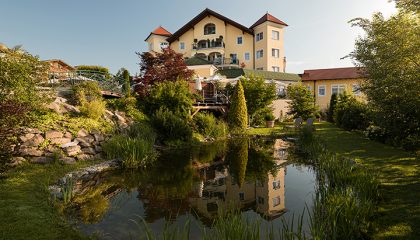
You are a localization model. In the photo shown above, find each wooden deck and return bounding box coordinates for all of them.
[192,102,228,117]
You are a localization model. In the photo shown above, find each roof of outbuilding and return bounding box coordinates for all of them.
[217,69,300,81]
[301,67,365,81]
[166,8,254,43]
[250,13,288,29]
[185,56,212,66]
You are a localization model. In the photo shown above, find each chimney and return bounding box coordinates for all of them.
[283,57,287,72]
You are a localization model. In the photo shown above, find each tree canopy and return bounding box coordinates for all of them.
[287,84,318,120]
[228,80,248,131]
[136,48,194,96]
[350,9,420,150]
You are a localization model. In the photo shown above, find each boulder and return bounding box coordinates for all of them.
[64,132,72,139]
[45,130,63,140]
[81,147,96,155]
[7,157,26,167]
[23,134,44,147]
[46,101,62,114]
[50,137,72,145]
[20,146,43,157]
[65,145,81,157]
[77,129,89,138]
[61,139,79,148]
[76,135,95,147]
[31,157,52,164]
[76,154,94,161]
[91,130,105,142]
[19,133,34,142]
[59,157,76,165]
[62,103,80,113]
[94,145,103,153]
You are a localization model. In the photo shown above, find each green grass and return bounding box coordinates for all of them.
[0,162,97,240]
[314,122,419,240]
[246,125,286,136]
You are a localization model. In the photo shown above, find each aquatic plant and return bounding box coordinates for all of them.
[61,176,74,204]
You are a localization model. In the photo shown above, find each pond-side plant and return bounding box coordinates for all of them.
[61,176,74,204]
[193,112,228,139]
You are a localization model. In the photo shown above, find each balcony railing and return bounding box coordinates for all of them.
[213,58,240,66]
[193,40,224,50]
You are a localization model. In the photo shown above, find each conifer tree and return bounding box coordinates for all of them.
[228,80,248,131]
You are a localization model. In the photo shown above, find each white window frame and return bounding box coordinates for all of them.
[237,36,243,45]
[352,84,361,96]
[331,84,346,95]
[273,196,281,206]
[179,42,185,50]
[272,48,280,58]
[256,49,264,59]
[318,85,326,96]
[272,30,279,40]
[272,66,280,72]
[256,32,264,41]
[244,52,250,61]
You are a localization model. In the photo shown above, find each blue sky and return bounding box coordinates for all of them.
[1,0,396,75]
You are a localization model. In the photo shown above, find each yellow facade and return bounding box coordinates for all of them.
[146,9,288,72]
[302,78,365,110]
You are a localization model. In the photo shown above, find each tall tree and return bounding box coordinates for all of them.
[228,80,248,131]
[136,48,194,95]
[287,84,318,120]
[240,74,277,122]
[350,9,420,150]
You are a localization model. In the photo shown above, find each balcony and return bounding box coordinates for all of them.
[213,58,240,68]
[193,39,224,50]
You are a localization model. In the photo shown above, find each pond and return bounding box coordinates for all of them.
[65,138,316,239]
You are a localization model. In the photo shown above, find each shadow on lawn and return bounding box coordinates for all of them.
[314,122,419,240]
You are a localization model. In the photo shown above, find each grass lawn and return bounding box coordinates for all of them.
[0,162,96,240]
[314,122,419,240]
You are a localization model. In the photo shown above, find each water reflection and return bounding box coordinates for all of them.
[67,138,311,239]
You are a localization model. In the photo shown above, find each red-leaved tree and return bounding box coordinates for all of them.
[135,48,194,96]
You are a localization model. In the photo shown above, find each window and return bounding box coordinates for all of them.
[273,180,281,189]
[204,23,216,35]
[272,66,280,72]
[258,197,265,204]
[273,196,281,206]
[352,84,361,96]
[239,193,245,201]
[179,42,185,50]
[318,85,326,96]
[331,84,346,95]
[272,30,279,40]
[244,52,250,61]
[256,67,263,70]
[272,48,280,58]
[256,50,264,59]
[256,32,264,41]
[230,54,238,64]
[237,36,243,44]
[160,42,169,49]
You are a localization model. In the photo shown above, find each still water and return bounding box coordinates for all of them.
[66,138,316,239]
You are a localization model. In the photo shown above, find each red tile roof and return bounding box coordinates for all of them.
[152,26,172,37]
[301,67,365,81]
[250,13,288,29]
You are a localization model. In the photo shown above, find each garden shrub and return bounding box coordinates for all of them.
[251,107,273,126]
[107,97,148,121]
[123,122,157,143]
[364,125,387,143]
[79,99,106,120]
[287,84,318,120]
[334,94,369,131]
[193,112,228,139]
[327,93,338,122]
[228,80,248,131]
[72,81,102,105]
[152,108,192,143]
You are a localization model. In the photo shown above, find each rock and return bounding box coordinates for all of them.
[81,147,96,155]
[20,146,43,157]
[62,103,80,113]
[94,153,102,160]
[59,157,76,165]
[65,145,81,157]
[46,101,62,114]
[94,145,102,153]
[23,134,44,147]
[61,139,79,148]
[45,130,63,140]
[7,157,26,167]
[64,132,72,139]
[31,156,52,164]
[77,129,89,138]
[76,136,95,147]
[104,110,114,118]
[48,185,63,199]
[91,130,104,142]
[54,97,67,103]
[19,133,34,142]
[114,112,126,125]
[23,128,42,134]
[76,154,94,161]
[50,137,72,145]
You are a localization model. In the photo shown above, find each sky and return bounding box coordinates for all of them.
[0,0,397,75]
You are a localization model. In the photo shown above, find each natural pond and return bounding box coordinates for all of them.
[64,138,316,239]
